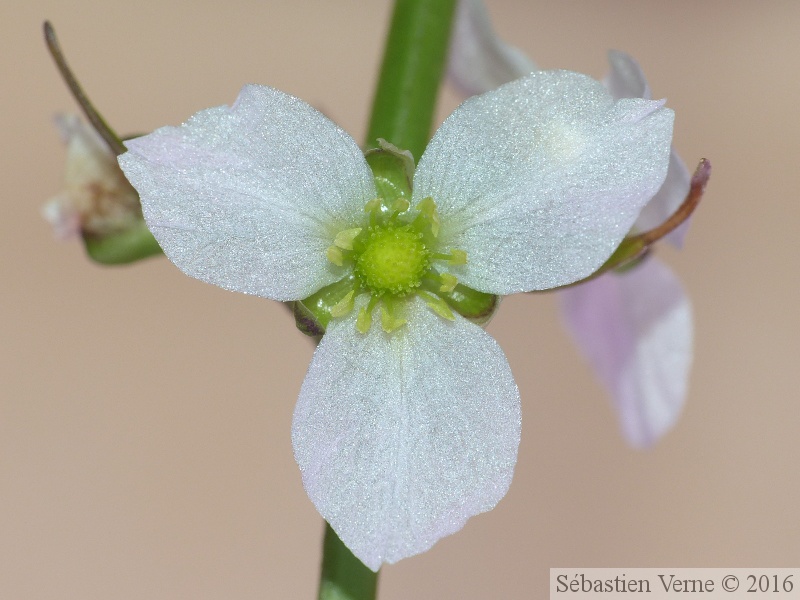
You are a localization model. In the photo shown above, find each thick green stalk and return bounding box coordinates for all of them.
[318,524,378,600]
[318,1,456,599]
[365,0,458,161]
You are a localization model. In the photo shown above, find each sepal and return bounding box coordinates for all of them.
[294,275,360,336]
[364,138,415,201]
[83,220,163,264]
[439,283,499,326]
[292,300,326,338]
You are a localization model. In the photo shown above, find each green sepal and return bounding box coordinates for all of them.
[292,300,326,338]
[597,235,647,275]
[613,249,650,274]
[364,139,414,202]
[83,220,163,265]
[295,275,359,337]
[439,283,499,326]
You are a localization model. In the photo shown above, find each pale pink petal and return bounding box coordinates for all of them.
[292,296,520,570]
[448,0,537,96]
[604,49,651,100]
[559,259,692,448]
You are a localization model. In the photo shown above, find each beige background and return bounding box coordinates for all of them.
[3,1,799,598]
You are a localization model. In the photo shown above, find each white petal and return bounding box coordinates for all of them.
[292,296,520,570]
[603,49,651,100]
[559,259,692,448]
[414,70,674,294]
[118,85,376,301]
[448,0,537,96]
[603,52,692,247]
[633,149,692,247]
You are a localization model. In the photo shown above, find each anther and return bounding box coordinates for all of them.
[415,196,440,237]
[334,228,362,251]
[327,246,345,266]
[356,295,381,334]
[448,249,467,265]
[330,290,355,318]
[418,291,455,321]
[380,300,406,332]
[390,197,410,214]
[364,198,381,214]
[439,273,458,293]
[432,249,467,265]
[356,306,372,334]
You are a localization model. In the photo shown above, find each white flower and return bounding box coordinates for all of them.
[118,73,672,568]
[43,115,141,239]
[449,0,693,447]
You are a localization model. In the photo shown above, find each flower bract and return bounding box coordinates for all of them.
[118,71,672,568]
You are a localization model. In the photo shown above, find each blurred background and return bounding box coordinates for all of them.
[2,1,799,598]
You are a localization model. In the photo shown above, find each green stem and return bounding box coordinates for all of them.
[365,0,458,161]
[318,524,378,600]
[318,1,456,599]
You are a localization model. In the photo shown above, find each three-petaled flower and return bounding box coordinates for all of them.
[118,71,673,569]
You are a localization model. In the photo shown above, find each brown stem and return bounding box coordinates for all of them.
[629,158,711,247]
[529,158,711,293]
[43,21,127,156]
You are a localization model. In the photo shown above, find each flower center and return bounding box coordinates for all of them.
[315,196,468,333]
[355,226,429,295]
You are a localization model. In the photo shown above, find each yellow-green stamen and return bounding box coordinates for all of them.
[330,290,356,318]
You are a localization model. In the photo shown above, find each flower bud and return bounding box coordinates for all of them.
[43,116,162,263]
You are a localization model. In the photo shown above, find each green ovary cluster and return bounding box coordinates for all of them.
[322,196,467,333]
[355,226,429,295]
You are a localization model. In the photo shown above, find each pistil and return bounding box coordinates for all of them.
[321,196,468,333]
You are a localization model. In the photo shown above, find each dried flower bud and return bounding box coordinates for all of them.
[43,114,142,240]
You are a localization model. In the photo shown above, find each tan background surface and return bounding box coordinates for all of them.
[2,1,799,598]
